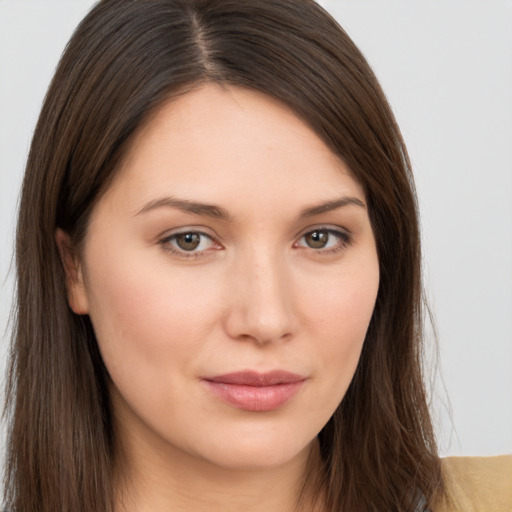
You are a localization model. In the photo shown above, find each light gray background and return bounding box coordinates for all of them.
[1,0,511,458]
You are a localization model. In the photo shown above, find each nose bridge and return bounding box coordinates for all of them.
[225,245,295,344]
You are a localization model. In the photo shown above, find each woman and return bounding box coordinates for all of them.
[4,1,509,511]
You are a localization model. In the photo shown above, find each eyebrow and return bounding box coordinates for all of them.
[135,197,231,220]
[298,197,366,218]
[135,195,366,220]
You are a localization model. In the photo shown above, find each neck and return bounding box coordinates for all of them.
[113,418,325,512]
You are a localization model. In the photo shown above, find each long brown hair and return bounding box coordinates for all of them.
[5,1,444,510]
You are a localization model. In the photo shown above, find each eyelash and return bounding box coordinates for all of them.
[159,226,352,259]
[160,230,219,259]
[294,227,352,255]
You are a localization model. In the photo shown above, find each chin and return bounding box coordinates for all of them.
[183,425,318,472]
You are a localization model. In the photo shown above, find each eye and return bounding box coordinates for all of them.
[294,227,351,252]
[161,230,220,257]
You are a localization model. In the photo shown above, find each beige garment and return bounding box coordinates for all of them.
[435,455,512,512]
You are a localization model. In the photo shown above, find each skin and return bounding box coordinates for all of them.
[57,84,380,512]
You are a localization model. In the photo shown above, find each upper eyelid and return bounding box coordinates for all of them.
[295,224,351,239]
[164,229,212,238]
[158,224,351,247]
[296,228,350,243]
[160,227,220,242]
[159,230,220,259]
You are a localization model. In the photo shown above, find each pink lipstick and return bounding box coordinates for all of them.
[202,370,305,412]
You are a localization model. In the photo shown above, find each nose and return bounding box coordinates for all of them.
[223,250,296,345]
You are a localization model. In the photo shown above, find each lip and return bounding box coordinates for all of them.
[202,370,306,412]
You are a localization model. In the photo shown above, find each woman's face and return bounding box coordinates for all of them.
[64,84,379,471]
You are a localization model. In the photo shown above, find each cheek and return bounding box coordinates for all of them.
[300,262,379,405]
[304,261,378,342]
[83,247,221,386]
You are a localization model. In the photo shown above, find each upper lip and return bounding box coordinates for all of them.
[204,370,306,387]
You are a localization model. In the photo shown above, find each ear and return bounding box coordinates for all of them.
[55,228,89,315]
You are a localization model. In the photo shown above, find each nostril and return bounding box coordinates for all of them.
[222,256,296,344]
[223,305,296,345]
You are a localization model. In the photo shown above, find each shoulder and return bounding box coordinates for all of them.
[434,455,512,512]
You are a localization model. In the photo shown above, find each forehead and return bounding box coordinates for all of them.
[102,84,365,213]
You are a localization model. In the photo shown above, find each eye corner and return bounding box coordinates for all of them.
[294,226,353,254]
[159,229,224,260]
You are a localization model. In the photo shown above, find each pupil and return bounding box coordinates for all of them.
[177,233,200,251]
[306,230,328,249]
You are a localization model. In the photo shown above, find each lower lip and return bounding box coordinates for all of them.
[203,380,304,412]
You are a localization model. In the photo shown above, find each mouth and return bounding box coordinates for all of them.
[202,370,306,412]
